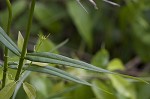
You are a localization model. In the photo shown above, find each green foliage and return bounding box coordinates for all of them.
[23,82,36,99]
[17,31,24,51]
[91,48,109,68]
[0,0,150,99]
[67,0,93,47]
[0,27,20,56]
[0,81,16,99]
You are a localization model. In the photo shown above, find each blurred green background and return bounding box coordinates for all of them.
[0,0,150,99]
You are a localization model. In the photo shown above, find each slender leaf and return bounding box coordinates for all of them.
[0,27,20,56]
[29,64,92,86]
[23,82,36,99]
[0,81,16,99]
[26,52,113,74]
[26,52,149,84]
[8,64,112,94]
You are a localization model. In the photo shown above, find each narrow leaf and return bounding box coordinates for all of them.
[17,31,24,51]
[26,64,92,86]
[26,52,149,84]
[0,81,16,99]
[9,64,111,94]
[23,82,36,99]
[26,52,113,74]
[0,27,20,56]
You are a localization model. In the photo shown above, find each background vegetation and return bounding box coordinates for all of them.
[0,0,150,99]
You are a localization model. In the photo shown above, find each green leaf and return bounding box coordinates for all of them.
[0,81,16,99]
[23,82,36,99]
[26,64,92,86]
[26,52,113,74]
[36,34,58,53]
[8,62,92,86]
[9,63,112,94]
[107,58,125,71]
[17,31,24,51]
[108,75,136,99]
[12,1,27,20]
[91,49,109,68]
[0,27,20,56]
[25,52,149,84]
[67,0,93,47]
[91,79,116,99]
[34,3,66,32]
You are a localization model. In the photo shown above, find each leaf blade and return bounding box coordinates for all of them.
[25,52,149,84]
[0,27,20,56]
[0,81,16,99]
[26,52,112,74]
[23,82,36,99]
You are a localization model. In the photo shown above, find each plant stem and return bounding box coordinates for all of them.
[2,0,12,88]
[15,0,36,81]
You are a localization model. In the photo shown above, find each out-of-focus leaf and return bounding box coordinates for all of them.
[108,75,136,99]
[91,48,109,68]
[0,27,20,56]
[50,39,69,53]
[34,3,65,32]
[107,58,125,71]
[49,85,80,98]
[67,0,93,47]
[23,82,36,99]
[91,79,116,99]
[30,74,52,98]
[12,1,27,20]
[17,31,24,51]
[0,1,27,29]
[65,85,94,99]
[0,81,16,99]
[137,83,150,99]
[12,71,31,99]
[36,35,58,53]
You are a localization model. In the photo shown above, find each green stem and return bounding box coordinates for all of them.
[15,0,36,81]
[2,0,12,88]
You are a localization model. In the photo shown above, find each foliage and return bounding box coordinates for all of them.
[0,0,150,99]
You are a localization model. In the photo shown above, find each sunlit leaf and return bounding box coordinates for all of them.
[108,75,136,99]
[23,82,36,99]
[107,58,125,71]
[0,81,16,99]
